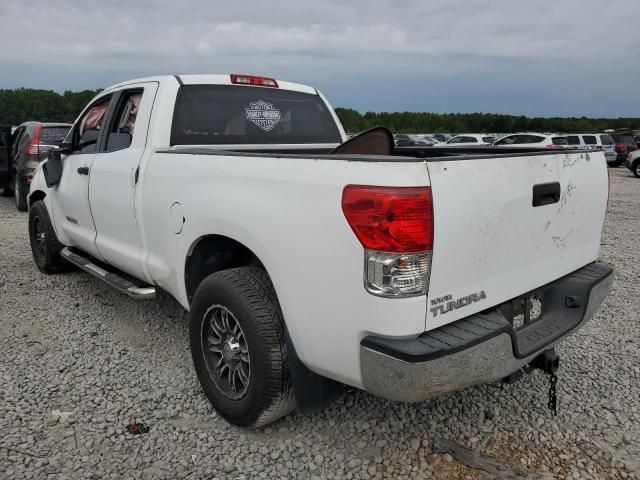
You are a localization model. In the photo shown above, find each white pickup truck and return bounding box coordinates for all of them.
[28,74,613,427]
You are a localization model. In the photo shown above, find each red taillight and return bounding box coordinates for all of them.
[615,143,627,153]
[341,186,433,253]
[230,74,278,88]
[25,125,42,156]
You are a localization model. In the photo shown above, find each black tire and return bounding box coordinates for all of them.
[28,200,70,274]
[14,174,28,211]
[189,267,295,427]
[0,186,13,197]
[607,159,623,168]
[633,162,640,179]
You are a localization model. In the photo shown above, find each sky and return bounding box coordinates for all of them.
[1,0,639,117]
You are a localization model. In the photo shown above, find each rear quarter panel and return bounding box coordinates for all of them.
[139,153,430,387]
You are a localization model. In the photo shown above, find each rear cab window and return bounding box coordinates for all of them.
[170,85,342,146]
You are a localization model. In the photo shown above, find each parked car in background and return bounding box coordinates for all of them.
[565,133,617,165]
[431,133,453,143]
[608,132,637,167]
[393,134,432,147]
[10,122,71,210]
[626,150,640,178]
[493,133,569,149]
[445,134,495,146]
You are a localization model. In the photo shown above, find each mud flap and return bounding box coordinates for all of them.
[285,329,344,414]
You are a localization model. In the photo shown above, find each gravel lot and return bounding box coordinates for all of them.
[1,168,639,480]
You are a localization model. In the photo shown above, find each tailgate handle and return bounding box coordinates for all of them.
[532,182,560,207]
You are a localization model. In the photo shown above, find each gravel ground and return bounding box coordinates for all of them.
[1,168,639,480]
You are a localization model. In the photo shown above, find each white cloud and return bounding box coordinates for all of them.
[1,0,638,73]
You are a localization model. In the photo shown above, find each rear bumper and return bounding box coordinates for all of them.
[360,263,613,402]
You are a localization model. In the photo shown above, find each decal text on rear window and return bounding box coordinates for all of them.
[245,100,281,132]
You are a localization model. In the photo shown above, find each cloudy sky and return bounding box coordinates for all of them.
[1,0,639,117]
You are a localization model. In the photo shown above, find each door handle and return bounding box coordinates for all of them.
[77,166,89,175]
[532,182,560,207]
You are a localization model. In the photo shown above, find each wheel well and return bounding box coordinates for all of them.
[29,190,46,207]
[185,235,264,302]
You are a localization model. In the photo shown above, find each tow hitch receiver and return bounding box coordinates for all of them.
[527,349,560,416]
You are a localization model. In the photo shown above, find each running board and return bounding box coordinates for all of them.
[61,247,156,300]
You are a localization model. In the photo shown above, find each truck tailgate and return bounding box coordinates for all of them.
[425,151,608,330]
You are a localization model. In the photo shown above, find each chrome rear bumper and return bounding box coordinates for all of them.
[360,263,613,402]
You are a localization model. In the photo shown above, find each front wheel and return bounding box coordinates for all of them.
[189,267,295,427]
[633,162,640,178]
[28,200,70,274]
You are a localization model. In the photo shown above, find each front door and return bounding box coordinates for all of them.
[50,94,113,260]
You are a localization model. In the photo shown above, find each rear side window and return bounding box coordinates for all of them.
[171,85,342,145]
[482,136,495,143]
[552,137,568,145]
[566,135,580,145]
[600,134,614,145]
[104,89,143,152]
[39,127,70,146]
[582,135,597,145]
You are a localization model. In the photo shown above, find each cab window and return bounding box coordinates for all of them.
[75,96,112,153]
[104,90,143,152]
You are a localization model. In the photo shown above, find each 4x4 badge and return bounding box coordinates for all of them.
[245,100,281,132]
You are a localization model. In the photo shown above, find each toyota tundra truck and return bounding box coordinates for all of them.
[27,74,613,427]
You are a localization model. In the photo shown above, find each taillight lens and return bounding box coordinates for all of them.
[342,186,434,297]
[25,125,42,156]
[230,74,278,88]
[341,186,433,253]
[615,143,627,153]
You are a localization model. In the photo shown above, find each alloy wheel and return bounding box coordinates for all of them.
[201,305,251,399]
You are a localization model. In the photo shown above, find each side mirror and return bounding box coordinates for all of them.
[42,149,63,187]
[58,140,73,154]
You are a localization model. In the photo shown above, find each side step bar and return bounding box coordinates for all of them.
[61,247,156,300]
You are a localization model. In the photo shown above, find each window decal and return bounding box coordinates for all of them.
[245,100,281,132]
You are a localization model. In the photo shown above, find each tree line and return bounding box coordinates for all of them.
[1,88,638,133]
[0,88,101,125]
[335,108,640,134]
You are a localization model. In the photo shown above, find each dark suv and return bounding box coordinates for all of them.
[608,132,637,167]
[9,122,71,210]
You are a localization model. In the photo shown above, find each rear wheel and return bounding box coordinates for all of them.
[607,159,623,168]
[189,267,295,427]
[28,200,70,274]
[14,174,28,211]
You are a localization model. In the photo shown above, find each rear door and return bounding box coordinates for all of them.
[89,82,158,280]
[0,126,11,186]
[425,150,608,329]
